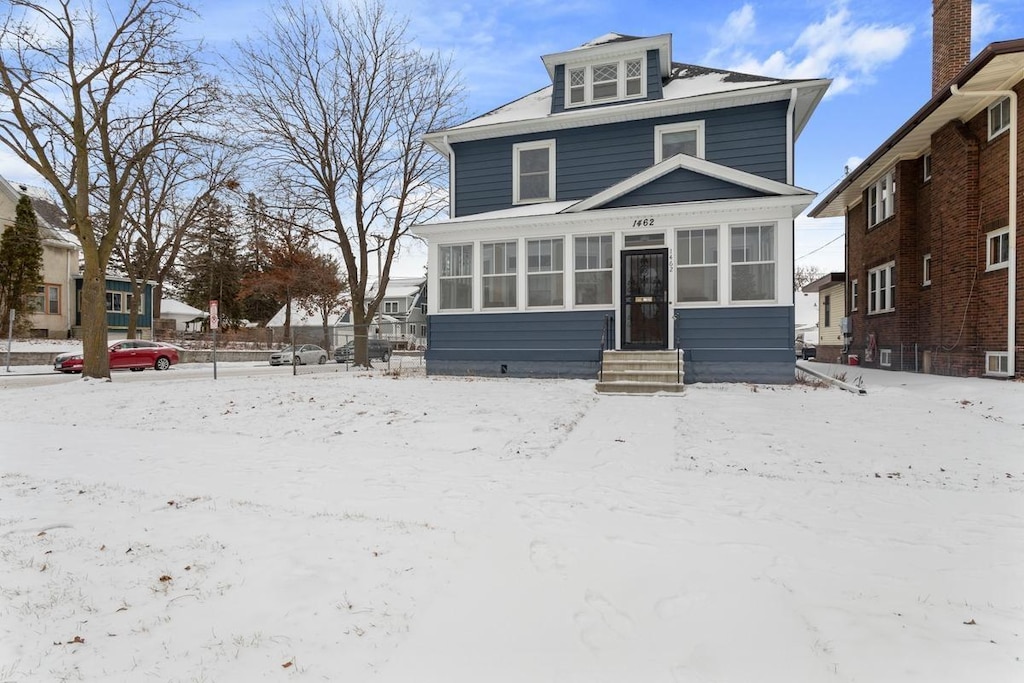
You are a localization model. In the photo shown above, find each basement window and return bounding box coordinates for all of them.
[879,348,892,368]
[985,351,1009,377]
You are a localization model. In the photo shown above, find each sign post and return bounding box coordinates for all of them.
[209,300,219,380]
[4,309,14,373]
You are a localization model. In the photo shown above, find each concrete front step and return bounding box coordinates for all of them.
[598,349,684,394]
[595,380,685,394]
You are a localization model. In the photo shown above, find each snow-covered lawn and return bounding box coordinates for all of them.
[1,364,1022,682]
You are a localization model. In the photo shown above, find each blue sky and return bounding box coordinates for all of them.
[4,0,1023,274]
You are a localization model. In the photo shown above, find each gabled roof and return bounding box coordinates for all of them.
[564,153,813,213]
[541,33,673,80]
[0,176,78,249]
[810,39,1024,219]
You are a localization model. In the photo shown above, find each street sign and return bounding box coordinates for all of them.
[209,300,219,328]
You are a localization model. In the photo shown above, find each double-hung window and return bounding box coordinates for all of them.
[439,244,473,310]
[655,121,705,162]
[730,223,775,302]
[867,169,896,227]
[867,262,895,314]
[383,301,399,314]
[574,234,612,306]
[513,140,555,204]
[986,227,1009,270]
[564,57,645,108]
[481,241,517,308]
[105,291,124,313]
[989,98,1011,139]
[676,227,718,303]
[527,238,564,307]
[28,284,61,315]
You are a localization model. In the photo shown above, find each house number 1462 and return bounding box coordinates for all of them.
[631,217,655,228]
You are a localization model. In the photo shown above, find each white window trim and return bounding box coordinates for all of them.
[867,261,895,314]
[512,140,556,205]
[654,121,706,163]
[922,153,932,182]
[922,253,931,286]
[674,226,719,305]
[985,351,1010,377]
[986,227,1010,271]
[988,98,1011,140]
[867,169,896,228]
[563,56,647,109]
[572,233,614,308]
[728,222,777,304]
[879,348,892,368]
[481,240,518,310]
[526,236,566,309]
[438,243,474,311]
[850,278,859,311]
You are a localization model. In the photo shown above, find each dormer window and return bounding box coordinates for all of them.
[564,57,645,108]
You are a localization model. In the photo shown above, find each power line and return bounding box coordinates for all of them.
[796,232,843,261]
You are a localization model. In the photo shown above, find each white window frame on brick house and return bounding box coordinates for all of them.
[512,140,556,205]
[988,97,1011,140]
[867,261,895,314]
[867,169,896,228]
[985,351,1010,377]
[655,121,705,162]
[850,278,858,311]
[922,253,931,286]
[922,153,932,181]
[986,227,1009,271]
[564,56,646,109]
[879,348,892,367]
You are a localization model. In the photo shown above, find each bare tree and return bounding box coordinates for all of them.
[113,138,241,339]
[0,0,219,377]
[232,0,462,366]
[795,265,825,291]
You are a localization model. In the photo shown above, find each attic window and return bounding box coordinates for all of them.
[655,121,705,162]
[564,56,646,108]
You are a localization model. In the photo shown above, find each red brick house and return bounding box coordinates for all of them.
[810,0,1022,379]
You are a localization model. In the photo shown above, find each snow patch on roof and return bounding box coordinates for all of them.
[574,33,643,49]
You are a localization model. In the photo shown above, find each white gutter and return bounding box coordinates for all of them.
[950,83,1018,377]
[437,133,456,218]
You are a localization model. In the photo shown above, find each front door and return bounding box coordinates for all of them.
[620,249,668,349]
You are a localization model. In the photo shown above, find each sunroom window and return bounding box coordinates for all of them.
[730,223,775,302]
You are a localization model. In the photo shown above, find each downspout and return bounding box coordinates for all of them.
[438,133,456,218]
[950,83,1017,377]
[786,88,798,185]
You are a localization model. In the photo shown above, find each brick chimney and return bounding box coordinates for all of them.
[932,0,972,94]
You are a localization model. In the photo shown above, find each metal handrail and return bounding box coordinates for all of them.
[598,314,612,381]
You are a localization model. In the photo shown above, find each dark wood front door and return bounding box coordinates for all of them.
[621,249,668,349]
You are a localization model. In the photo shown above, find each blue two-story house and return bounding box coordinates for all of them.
[415,33,829,383]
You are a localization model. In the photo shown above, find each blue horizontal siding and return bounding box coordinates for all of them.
[427,310,614,378]
[454,100,788,217]
[674,306,794,383]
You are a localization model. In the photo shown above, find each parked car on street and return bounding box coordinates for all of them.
[334,338,391,364]
[269,344,328,366]
[795,337,817,360]
[53,340,180,373]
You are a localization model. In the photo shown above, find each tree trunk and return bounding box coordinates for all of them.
[126,279,143,340]
[352,305,368,367]
[80,256,111,378]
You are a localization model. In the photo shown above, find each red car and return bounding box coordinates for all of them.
[53,340,180,373]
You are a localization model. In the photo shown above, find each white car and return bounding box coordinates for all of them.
[269,344,328,366]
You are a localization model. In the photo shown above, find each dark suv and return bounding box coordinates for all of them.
[334,338,391,363]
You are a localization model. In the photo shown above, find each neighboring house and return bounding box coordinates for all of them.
[810,0,1023,378]
[266,303,349,349]
[73,274,156,339]
[159,298,208,332]
[802,273,845,363]
[414,32,829,382]
[0,178,79,338]
[372,276,428,348]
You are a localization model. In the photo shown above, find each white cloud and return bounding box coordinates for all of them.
[972,3,1000,46]
[845,156,865,174]
[706,2,912,96]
